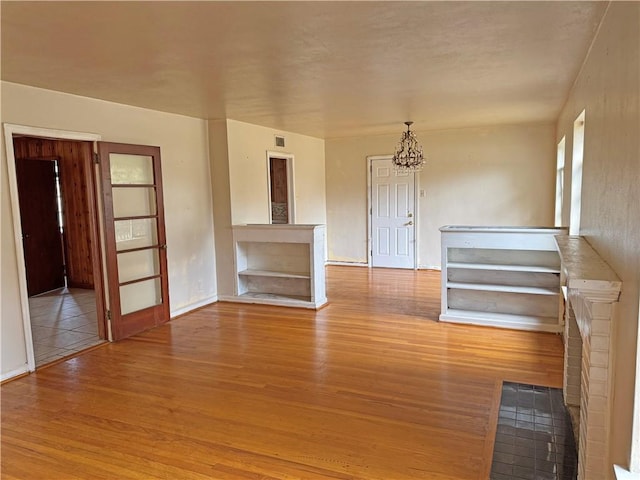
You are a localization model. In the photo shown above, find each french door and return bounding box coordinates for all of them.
[99,142,169,340]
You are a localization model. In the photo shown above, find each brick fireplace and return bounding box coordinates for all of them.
[556,236,622,480]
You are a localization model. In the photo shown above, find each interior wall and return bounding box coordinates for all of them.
[212,119,326,297]
[1,81,216,378]
[556,3,640,474]
[226,119,326,225]
[209,120,234,298]
[325,123,556,268]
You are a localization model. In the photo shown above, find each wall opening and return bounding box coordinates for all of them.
[266,152,295,224]
[9,134,106,370]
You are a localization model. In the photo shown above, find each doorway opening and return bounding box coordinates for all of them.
[266,152,295,224]
[12,135,106,368]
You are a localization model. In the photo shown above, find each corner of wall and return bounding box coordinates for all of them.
[209,120,235,297]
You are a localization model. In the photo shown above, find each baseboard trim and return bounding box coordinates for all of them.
[1,365,30,383]
[418,264,441,271]
[171,295,218,319]
[326,261,369,267]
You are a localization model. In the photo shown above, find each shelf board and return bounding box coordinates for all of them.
[447,262,560,274]
[447,282,559,296]
[219,292,326,310]
[240,292,309,301]
[238,269,310,279]
[440,309,562,333]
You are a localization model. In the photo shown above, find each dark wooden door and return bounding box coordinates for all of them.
[99,142,169,340]
[269,157,288,224]
[15,159,65,296]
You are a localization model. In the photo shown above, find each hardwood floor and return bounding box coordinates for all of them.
[1,266,564,480]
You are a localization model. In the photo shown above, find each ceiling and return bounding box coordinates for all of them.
[1,1,607,139]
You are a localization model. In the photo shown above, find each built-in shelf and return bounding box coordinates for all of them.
[238,269,311,279]
[234,292,313,308]
[440,309,560,332]
[446,282,559,296]
[223,224,327,309]
[447,262,561,273]
[440,226,567,332]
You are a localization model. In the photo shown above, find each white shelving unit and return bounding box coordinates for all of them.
[439,226,567,332]
[230,224,327,309]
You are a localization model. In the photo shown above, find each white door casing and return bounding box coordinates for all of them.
[369,156,416,269]
[3,124,102,378]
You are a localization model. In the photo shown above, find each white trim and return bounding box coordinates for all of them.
[367,155,418,270]
[614,465,640,480]
[418,264,441,271]
[413,169,421,269]
[1,365,30,382]
[266,151,296,224]
[325,260,368,267]
[570,110,585,236]
[218,295,239,303]
[631,295,640,473]
[170,295,218,318]
[3,123,102,374]
[555,136,566,227]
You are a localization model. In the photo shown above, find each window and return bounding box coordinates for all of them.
[570,110,585,236]
[555,137,566,227]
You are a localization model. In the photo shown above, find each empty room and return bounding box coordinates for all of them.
[1,2,638,480]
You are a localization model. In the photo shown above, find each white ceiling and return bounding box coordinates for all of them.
[1,1,607,139]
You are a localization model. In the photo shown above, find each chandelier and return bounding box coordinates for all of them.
[392,121,425,172]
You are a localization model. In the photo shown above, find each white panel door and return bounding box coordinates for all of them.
[371,158,415,268]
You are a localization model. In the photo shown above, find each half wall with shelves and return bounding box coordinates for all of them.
[439,226,567,332]
[228,224,327,309]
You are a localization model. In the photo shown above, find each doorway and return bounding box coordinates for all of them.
[266,151,295,224]
[12,136,106,367]
[368,156,417,269]
[6,125,172,375]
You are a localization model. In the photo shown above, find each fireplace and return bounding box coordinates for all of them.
[556,236,622,480]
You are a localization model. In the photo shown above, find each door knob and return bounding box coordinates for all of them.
[408,213,413,218]
[406,221,413,226]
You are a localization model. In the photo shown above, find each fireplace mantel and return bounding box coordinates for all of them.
[556,235,622,304]
[555,235,622,480]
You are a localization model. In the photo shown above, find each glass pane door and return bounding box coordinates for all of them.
[100,143,169,340]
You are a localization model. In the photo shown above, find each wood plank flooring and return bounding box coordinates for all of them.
[1,266,564,480]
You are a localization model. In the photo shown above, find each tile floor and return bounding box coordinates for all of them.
[491,382,578,480]
[29,287,104,367]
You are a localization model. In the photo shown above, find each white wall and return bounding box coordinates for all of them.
[226,119,326,225]
[1,82,216,378]
[556,3,640,475]
[325,123,556,268]
[211,119,326,297]
[209,120,235,298]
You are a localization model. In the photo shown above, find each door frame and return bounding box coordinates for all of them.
[4,123,104,373]
[265,151,295,224]
[366,155,419,269]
